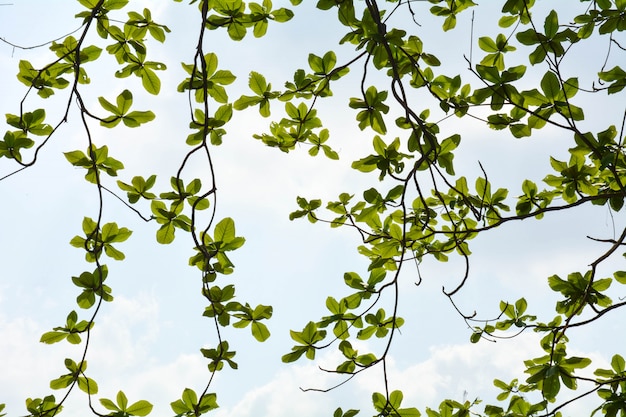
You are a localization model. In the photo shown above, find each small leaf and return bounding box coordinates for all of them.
[100,398,120,412]
[541,71,561,100]
[251,322,271,342]
[126,400,153,416]
[40,331,68,344]
[614,271,626,284]
[117,89,133,114]
[248,71,267,95]
[214,217,236,242]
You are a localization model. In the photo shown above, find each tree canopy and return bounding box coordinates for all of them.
[1,0,626,416]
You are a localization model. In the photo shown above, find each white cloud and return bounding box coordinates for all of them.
[214,363,337,417]
[0,291,207,415]
[0,313,77,415]
[88,293,161,370]
[345,333,540,410]
[106,353,209,415]
[196,335,543,417]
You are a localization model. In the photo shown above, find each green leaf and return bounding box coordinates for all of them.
[612,354,625,373]
[598,66,626,94]
[99,398,120,412]
[251,321,271,342]
[478,36,498,53]
[78,0,98,7]
[182,388,198,408]
[77,376,98,394]
[50,375,73,390]
[40,331,68,344]
[123,111,155,127]
[540,71,561,100]
[214,217,236,242]
[117,89,133,114]
[499,15,518,28]
[170,400,190,415]
[156,223,176,244]
[544,10,559,38]
[614,271,626,284]
[64,150,89,166]
[99,96,120,114]
[140,68,161,94]
[234,95,262,110]
[126,400,153,416]
[281,347,307,363]
[248,71,267,95]
[117,391,128,410]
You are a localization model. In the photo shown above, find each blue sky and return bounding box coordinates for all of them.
[1,1,625,416]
